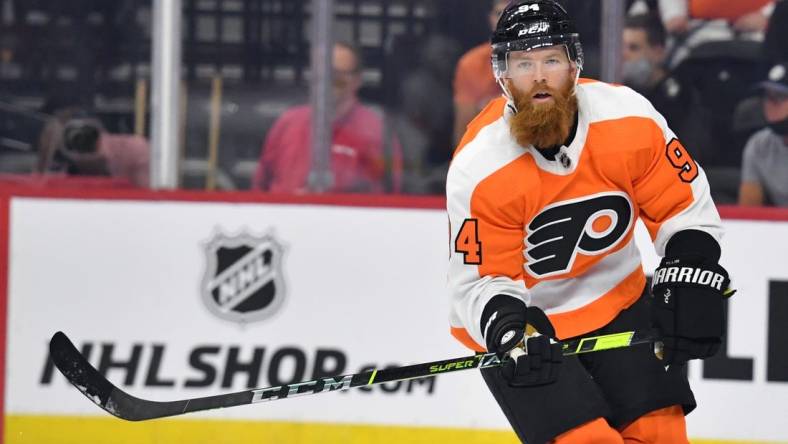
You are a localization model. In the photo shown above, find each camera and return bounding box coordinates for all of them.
[62,119,101,153]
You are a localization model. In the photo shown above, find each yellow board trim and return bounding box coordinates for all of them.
[4,415,785,444]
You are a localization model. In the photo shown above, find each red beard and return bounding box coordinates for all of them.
[509,78,578,149]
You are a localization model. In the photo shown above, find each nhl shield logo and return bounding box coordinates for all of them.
[201,231,286,324]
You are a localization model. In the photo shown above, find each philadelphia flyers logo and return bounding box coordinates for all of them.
[525,192,634,278]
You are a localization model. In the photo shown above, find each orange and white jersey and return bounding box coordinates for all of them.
[446,79,723,352]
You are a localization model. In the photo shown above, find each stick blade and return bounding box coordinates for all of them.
[49,332,246,421]
[49,331,149,421]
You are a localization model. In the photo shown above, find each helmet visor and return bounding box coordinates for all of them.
[492,34,581,79]
[493,47,574,80]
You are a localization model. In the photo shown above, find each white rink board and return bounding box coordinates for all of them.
[5,196,788,441]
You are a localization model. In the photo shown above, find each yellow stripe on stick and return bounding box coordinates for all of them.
[592,331,633,350]
[367,369,378,385]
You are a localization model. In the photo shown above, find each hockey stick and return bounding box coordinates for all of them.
[50,329,658,421]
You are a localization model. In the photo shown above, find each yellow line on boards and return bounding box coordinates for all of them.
[4,415,786,444]
[5,416,520,444]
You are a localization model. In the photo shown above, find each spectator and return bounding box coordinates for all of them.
[739,61,788,207]
[659,0,773,35]
[622,13,690,132]
[252,42,401,193]
[452,0,509,145]
[657,0,774,67]
[36,99,150,188]
[623,13,667,91]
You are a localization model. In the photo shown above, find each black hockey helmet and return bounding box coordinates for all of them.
[491,0,584,79]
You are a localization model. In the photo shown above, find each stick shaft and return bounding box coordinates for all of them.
[50,328,659,421]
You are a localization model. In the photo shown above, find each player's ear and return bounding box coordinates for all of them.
[569,62,579,80]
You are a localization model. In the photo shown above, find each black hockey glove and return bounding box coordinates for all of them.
[651,232,735,366]
[480,295,562,387]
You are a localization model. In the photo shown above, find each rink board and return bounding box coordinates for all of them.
[1,189,788,443]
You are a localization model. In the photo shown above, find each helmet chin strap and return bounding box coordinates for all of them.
[497,77,515,105]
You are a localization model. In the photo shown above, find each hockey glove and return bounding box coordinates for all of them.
[651,255,735,365]
[480,295,562,387]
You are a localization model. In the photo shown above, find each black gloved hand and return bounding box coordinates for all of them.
[500,332,563,387]
[480,295,562,387]
[651,255,734,365]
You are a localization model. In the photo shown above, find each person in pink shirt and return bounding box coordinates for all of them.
[97,132,150,187]
[252,42,401,193]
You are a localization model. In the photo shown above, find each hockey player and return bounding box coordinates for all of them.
[446,1,734,443]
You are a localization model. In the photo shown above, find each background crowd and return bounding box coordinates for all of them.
[0,0,786,206]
